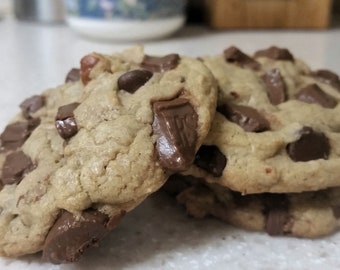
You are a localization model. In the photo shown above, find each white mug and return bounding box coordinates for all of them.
[65,0,188,41]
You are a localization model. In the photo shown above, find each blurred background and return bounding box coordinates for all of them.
[1,3,340,269]
[0,0,340,41]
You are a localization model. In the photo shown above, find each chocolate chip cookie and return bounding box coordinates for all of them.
[0,66,84,259]
[182,46,340,194]
[167,174,340,238]
[0,46,217,263]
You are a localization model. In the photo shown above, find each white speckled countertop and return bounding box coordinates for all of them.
[1,17,340,270]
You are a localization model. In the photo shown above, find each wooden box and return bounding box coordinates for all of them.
[205,0,333,29]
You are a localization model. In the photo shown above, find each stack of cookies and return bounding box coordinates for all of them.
[0,45,339,264]
[167,46,340,239]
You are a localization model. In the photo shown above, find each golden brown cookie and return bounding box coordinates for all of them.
[166,174,340,239]
[181,46,340,194]
[0,47,217,263]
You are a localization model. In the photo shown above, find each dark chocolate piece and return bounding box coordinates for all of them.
[1,151,34,185]
[55,103,80,140]
[254,46,294,61]
[117,69,153,93]
[194,145,227,177]
[312,69,340,91]
[153,98,198,171]
[287,127,330,162]
[19,95,45,118]
[141,54,180,72]
[0,119,40,151]
[296,83,337,108]
[217,103,270,132]
[224,46,260,70]
[80,54,99,85]
[261,69,287,105]
[28,117,41,130]
[263,194,290,236]
[42,210,124,264]
[65,68,81,83]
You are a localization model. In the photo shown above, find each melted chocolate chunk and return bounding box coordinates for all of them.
[1,151,34,185]
[141,54,180,72]
[65,68,81,83]
[42,210,124,264]
[194,145,227,177]
[287,127,330,162]
[262,194,290,236]
[117,70,153,93]
[19,95,45,118]
[0,119,40,152]
[296,83,337,108]
[224,46,260,70]
[80,55,99,85]
[217,103,270,132]
[153,98,198,171]
[55,103,80,140]
[254,46,294,61]
[312,69,340,91]
[261,69,287,105]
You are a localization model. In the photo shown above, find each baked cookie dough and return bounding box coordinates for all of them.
[0,66,84,261]
[166,174,340,239]
[0,47,217,263]
[182,46,340,194]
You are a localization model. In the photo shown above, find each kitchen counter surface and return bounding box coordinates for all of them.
[1,18,340,269]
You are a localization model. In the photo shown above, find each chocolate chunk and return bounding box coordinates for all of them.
[261,69,287,105]
[42,210,124,264]
[141,54,180,72]
[0,122,29,151]
[19,95,45,118]
[55,103,80,140]
[1,151,34,185]
[0,119,40,151]
[296,83,337,108]
[224,46,260,70]
[117,70,153,93]
[217,103,270,132]
[106,210,126,230]
[266,209,290,236]
[312,69,340,91]
[263,194,290,236]
[254,46,294,61]
[28,117,41,130]
[194,145,227,177]
[65,68,81,83]
[153,98,198,171]
[80,54,99,85]
[287,127,330,162]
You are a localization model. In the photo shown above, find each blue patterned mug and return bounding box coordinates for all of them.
[65,0,187,40]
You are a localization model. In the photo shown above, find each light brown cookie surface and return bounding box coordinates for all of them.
[182,46,340,194]
[0,47,218,263]
[166,174,340,239]
[0,71,84,259]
